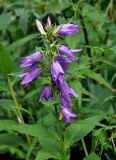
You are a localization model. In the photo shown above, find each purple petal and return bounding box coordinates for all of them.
[26,52,43,61]
[57,73,65,85]
[70,88,79,98]
[57,23,80,36]
[58,45,80,63]
[60,95,70,107]
[40,84,53,101]
[21,67,41,85]
[59,80,70,94]
[61,107,77,123]
[59,80,78,99]
[20,52,43,68]
[55,56,68,69]
[58,45,81,56]
[51,61,64,83]
[18,72,27,78]
[65,55,77,63]
[20,59,37,68]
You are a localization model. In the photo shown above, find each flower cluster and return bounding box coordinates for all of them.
[19,19,81,123]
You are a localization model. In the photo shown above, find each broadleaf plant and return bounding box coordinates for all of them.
[0,0,115,160]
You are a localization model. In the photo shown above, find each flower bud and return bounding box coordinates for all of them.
[36,19,46,35]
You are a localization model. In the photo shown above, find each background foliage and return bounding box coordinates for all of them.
[0,0,116,160]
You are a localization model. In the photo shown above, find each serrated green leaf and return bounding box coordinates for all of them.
[0,120,59,140]
[8,33,39,50]
[0,133,23,146]
[0,120,64,160]
[82,88,100,102]
[64,115,104,149]
[82,70,112,90]
[38,139,63,159]
[0,120,17,131]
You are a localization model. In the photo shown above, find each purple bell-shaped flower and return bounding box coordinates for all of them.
[40,84,53,101]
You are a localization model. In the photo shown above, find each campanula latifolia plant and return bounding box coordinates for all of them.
[0,1,116,160]
[19,18,82,123]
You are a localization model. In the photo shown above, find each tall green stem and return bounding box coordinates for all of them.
[81,138,88,157]
[7,76,31,145]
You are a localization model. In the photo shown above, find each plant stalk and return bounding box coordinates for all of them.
[79,13,91,58]
[81,138,88,157]
[7,76,31,145]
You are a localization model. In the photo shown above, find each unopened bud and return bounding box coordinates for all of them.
[36,19,46,35]
[46,17,52,27]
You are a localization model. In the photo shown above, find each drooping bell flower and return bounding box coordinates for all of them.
[57,23,80,36]
[59,80,78,99]
[20,67,41,85]
[61,106,77,123]
[55,56,68,69]
[39,84,53,101]
[58,45,82,63]
[51,61,64,84]
[60,95,70,107]
[65,55,77,63]
[58,45,81,56]
[20,52,43,68]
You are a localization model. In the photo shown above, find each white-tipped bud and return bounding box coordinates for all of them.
[36,19,46,35]
[46,17,51,27]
